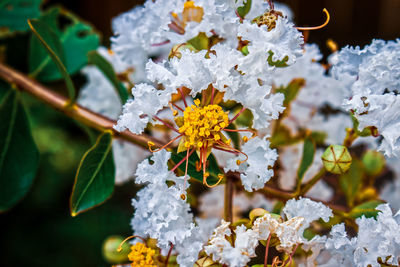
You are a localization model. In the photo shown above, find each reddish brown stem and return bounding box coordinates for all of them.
[0,63,163,148]
[229,107,246,124]
[153,115,180,133]
[264,234,272,267]
[165,243,174,267]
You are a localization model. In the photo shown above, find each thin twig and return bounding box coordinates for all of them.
[224,173,234,222]
[0,63,163,148]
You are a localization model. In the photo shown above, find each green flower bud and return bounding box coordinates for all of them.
[102,235,130,264]
[362,150,385,176]
[321,145,352,174]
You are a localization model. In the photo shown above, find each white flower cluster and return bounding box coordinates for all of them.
[205,198,333,266]
[315,204,400,267]
[332,39,400,158]
[132,150,215,266]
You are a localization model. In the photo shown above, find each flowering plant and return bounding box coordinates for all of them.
[1,0,400,266]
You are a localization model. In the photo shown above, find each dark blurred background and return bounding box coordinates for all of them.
[1,0,399,266]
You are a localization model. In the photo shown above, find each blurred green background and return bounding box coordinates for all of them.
[0,0,400,266]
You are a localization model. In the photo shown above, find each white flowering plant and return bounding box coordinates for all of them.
[1,0,400,266]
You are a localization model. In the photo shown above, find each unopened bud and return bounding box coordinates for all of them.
[321,145,352,174]
[194,256,219,267]
[249,208,268,222]
[102,235,130,264]
[362,150,385,176]
[169,43,196,59]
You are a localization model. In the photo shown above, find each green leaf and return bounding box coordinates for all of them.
[276,78,305,108]
[296,137,316,184]
[170,150,222,186]
[87,51,129,104]
[29,7,100,82]
[349,200,385,219]
[267,50,289,67]
[28,18,76,102]
[0,0,42,37]
[237,0,252,18]
[187,32,209,51]
[339,159,363,207]
[70,131,115,216]
[0,87,39,212]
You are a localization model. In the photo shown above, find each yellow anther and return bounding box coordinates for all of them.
[178,104,229,149]
[180,194,186,200]
[204,172,210,178]
[184,0,195,8]
[185,141,190,148]
[225,139,231,145]
[243,136,249,142]
[218,174,224,179]
[236,159,242,165]
[173,110,178,116]
[128,243,157,267]
[219,122,226,128]
[171,12,179,18]
[147,141,155,150]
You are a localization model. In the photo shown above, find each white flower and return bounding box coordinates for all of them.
[283,197,333,230]
[225,136,278,192]
[237,16,303,76]
[115,83,171,134]
[314,204,400,267]
[205,220,259,267]
[332,39,400,157]
[131,182,195,249]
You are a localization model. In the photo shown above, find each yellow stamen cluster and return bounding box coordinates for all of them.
[128,243,157,267]
[179,101,229,149]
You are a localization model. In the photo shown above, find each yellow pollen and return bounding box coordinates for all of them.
[243,136,249,142]
[236,159,242,165]
[225,139,231,145]
[179,104,228,149]
[184,1,196,8]
[128,243,157,267]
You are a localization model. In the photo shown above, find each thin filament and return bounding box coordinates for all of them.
[153,116,180,133]
[149,134,183,152]
[264,234,272,267]
[229,107,246,123]
[178,87,188,107]
[170,148,195,172]
[210,86,215,105]
[117,235,147,252]
[216,140,249,163]
[296,8,330,31]
[203,173,224,188]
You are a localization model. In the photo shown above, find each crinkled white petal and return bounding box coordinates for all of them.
[115,83,171,134]
[205,221,259,267]
[225,136,278,192]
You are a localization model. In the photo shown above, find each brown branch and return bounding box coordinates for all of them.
[0,63,163,148]
[224,173,234,222]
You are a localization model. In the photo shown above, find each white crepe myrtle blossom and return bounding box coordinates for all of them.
[252,198,332,253]
[78,47,148,184]
[205,220,259,267]
[225,136,278,192]
[313,204,400,267]
[132,150,216,266]
[332,39,400,157]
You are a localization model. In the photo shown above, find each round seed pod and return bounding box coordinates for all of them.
[321,145,352,174]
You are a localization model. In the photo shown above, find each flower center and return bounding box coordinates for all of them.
[128,242,157,267]
[178,100,229,149]
[252,10,283,31]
